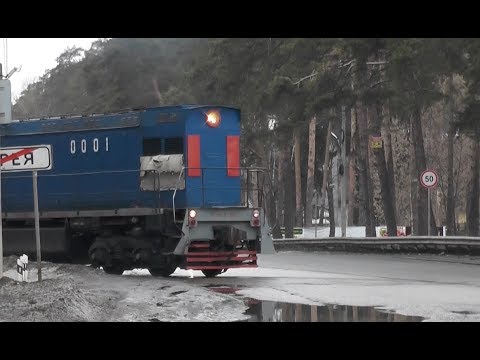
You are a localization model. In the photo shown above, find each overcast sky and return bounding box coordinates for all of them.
[1,38,99,101]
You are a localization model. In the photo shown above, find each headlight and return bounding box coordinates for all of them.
[189,209,197,218]
[205,110,221,128]
[252,209,260,218]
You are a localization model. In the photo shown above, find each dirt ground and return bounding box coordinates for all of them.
[0,256,249,322]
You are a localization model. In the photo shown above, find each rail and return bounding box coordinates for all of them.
[173,167,266,209]
[2,166,267,220]
[1,169,164,217]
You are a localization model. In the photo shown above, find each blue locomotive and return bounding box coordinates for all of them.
[0,105,273,277]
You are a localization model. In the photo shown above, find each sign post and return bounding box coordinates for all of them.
[0,145,52,281]
[420,169,438,236]
[32,170,41,281]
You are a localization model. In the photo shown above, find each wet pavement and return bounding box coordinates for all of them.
[184,252,480,321]
[241,300,424,322]
[207,285,424,322]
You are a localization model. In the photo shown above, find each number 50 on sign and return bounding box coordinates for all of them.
[420,169,438,189]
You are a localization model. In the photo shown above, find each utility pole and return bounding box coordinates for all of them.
[0,62,3,280]
[318,120,333,236]
[0,56,20,280]
[4,38,7,74]
[341,106,347,237]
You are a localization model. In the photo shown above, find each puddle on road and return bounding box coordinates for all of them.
[207,286,424,322]
[451,310,477,315]
[206,285,245,294]
[240,300,425,322]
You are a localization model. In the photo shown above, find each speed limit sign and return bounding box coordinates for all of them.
[420,169,438,188]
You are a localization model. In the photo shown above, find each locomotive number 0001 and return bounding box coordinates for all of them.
[70,137,109,154]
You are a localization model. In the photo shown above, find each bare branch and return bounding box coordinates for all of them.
[293,70,319,86]
[345,63,355,76]
[152,78,163,104]
[339,59,355,68]
[366,61,388,65]
[278,70,319,87]
[369,79,389,89]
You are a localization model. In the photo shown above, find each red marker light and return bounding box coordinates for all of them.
[251,209,261,227]
[189,209,198,228]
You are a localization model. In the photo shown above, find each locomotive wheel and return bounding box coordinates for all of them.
[148,265,177,277]
[103,264,125,275]
[201,269,224,278]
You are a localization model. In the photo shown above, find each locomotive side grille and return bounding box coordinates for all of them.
[143,137,184,156]
[143,138,162,156]
[164,137,183,154]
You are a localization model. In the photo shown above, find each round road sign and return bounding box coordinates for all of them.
[420,169,438,188]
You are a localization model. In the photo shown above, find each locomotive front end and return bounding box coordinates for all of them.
[173,106,274,277]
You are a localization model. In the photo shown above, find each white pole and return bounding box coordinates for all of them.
[341,105,347,237]
[427,187,431,237]
[33,170,42,281]
[0,128,3,280]
[4,38,7,75]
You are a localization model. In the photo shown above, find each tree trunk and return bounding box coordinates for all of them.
[368,103,397,236]
[347,107,355,226]
[328,169,335,237]
[351,106,362,226]
[283,144,296,239]
[411,106,437,235]
[319,204,324,227]
[410,136,419,235]
[357,102,376,236]
[264,147,276,237]
[365,115,376,236]
[348,155,356,225]
[467,135,480,236]
[305,115,316,227]
[384,111,397,223]
[446,123,456,235]
[294,129,302,227]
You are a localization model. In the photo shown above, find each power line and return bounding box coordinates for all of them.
[1,38,7,75]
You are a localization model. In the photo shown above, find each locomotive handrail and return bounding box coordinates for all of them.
[1,169,144,178]
[3,166,266,215]
[180,166,266,209]
[180,166,268,170]
[172,167,187,226]
[1,168,163,214]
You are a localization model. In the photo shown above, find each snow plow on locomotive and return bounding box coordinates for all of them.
[0,105,274,277]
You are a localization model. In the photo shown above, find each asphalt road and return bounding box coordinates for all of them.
[2,252,480,321]
[174,252,480,321]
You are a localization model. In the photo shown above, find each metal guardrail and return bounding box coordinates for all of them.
[273,236,480,255]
